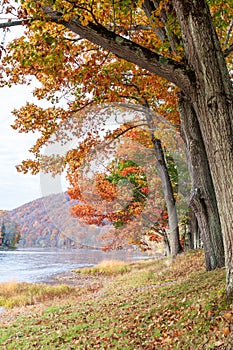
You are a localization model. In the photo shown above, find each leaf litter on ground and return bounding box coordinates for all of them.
[0,250,232,349]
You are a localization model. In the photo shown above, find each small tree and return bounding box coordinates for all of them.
[0,221,21,249]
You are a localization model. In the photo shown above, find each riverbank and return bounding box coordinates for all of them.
[0,269,113,327]
[0,250,233,349]
[0,247,151,284]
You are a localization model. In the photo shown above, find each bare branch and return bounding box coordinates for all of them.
[113,102,179,128]
[142,0,166,41]
[225,19,233,46]
[142,0,181,53]
[0,19,25,28]
[224,43,233,57]
[106,123,148,146]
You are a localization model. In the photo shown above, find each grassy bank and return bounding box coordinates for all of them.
[0,250,233,349]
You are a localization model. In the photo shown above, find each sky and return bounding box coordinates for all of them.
[0,25,68,210]
[0,85,38,210]
[0,83,69,210]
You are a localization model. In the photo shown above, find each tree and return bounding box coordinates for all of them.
[179,97,225,270]
[0,1,222,266]
[64,110,184,256]
[67,123,185,254]
[0,0,232,295]
[0,220,21,249]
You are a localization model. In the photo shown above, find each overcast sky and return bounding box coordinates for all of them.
[0,83,68,210]
[0,24,68,210]
[0,85,39,210]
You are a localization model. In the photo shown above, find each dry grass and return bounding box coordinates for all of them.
[73,259,132,275]
[0,282,75,309]
[96,259,128,268]
[73,258,161,276]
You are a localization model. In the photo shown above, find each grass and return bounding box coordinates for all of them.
[73,259,131,275]
[73,258,155,276]
[0,250,233,349]
[0,282,75,308]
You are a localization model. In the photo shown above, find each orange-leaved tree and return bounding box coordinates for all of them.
[67,125,179,252]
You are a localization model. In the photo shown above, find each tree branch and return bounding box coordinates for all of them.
[113,102,179,128]
[0,19,25,28]
[41,6,193,96]
[225,19,233,46]
[142,0,166,41]
[0,6,193,96]
[106,123,148,146]
[142,0,181,53]
[224,43,233,57]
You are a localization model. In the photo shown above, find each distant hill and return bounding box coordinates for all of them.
[1,193,107,249]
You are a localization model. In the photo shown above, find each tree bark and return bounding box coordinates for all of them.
[151,136,183,257]
[179,95,225,270]
[173,0,233,297]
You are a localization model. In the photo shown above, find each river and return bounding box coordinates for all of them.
[0,248,151,284]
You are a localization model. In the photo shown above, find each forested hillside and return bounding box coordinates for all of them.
[1,193,105,249]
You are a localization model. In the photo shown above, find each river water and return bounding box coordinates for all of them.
[0,248,150,284]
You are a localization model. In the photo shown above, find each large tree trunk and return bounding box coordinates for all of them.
[151,136,183,257]
[174,0,233,297]
[179,96,225,270]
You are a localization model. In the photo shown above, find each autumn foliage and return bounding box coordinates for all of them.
[0,1,231,263]
[69,159,149,225]
[65,122,179,250]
